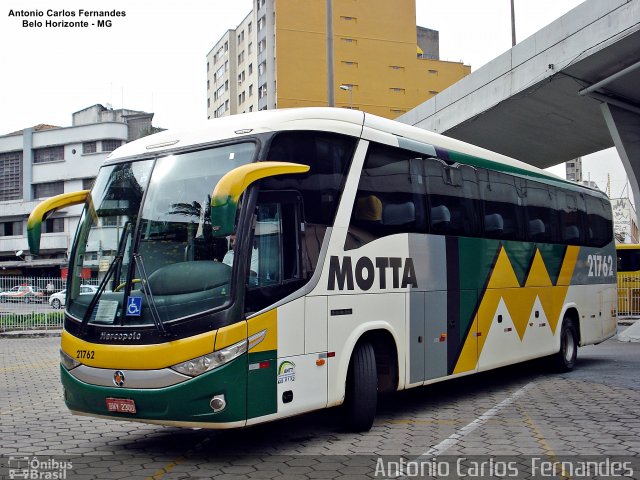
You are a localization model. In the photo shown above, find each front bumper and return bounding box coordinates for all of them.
[60,354,247,426]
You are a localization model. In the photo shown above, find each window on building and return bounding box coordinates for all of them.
[43,218,64,234]
[225,80,229,91]
[249,84,254,96]
[258,61,266,76]
[390,87,405,93]
[258,39,266,54]
[340,16,357,22]
[0,151,23,201]
[215,104,225,118]
[208,98,211,108]
[248,21,252,33]
[82,142,97,154]
[258,15,265,32]
[224,41,228,52]
[216,84,225,99]
[33,181,64,199]
[341,61,358,67]
[390,65,405,70]
[101,140,122,152]
[249,106,253,112]
[238,51,245,65]
[207,79,210,90]
[82,178,95,190]
[0,220,22,237]
[33,146,64,164]
[215,65,225,82]
[207,61,209,72]
[214,45,224,63]
[248,42,253,55]
[259,84,267,99]
[248,63,253,75]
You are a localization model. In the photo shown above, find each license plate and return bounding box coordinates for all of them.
[106,397,137,414]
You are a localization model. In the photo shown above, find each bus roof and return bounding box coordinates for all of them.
[107,107,568,184]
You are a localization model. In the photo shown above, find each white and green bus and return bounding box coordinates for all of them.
[28,108,617,431]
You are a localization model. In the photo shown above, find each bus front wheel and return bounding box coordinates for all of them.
[553,317,578,372]
[343,341,377,432]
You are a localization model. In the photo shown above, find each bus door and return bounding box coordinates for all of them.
[245,191,328,420]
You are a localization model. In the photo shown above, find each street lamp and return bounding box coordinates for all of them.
[340,84,353,109]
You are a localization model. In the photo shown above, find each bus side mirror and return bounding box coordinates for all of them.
[210,161,309,237]
[27,190,90,255]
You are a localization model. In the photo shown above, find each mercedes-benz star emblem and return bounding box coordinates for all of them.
[113,370,126,387]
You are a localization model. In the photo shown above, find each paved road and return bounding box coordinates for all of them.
[1,333,639,479]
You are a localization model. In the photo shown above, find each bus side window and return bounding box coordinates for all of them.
[524,180,558,243]
[479,169,523,240]
[585,195,613,247]
[346,143,427,250]
[558,191,586,244]
[424,159,480,237]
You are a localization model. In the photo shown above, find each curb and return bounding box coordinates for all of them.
[0,330,62,338]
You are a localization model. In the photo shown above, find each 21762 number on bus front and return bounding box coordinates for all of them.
[587,254,614,277]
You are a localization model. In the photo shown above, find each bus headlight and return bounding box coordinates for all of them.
[170,339,247,377]
[60,349,81,370]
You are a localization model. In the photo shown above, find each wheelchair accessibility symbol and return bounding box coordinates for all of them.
[126,296,142,316]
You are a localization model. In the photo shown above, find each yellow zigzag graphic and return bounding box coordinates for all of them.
[454,245,580,374]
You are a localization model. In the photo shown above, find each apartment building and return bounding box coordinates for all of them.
[206,0,470,120]
[0,104,157,276]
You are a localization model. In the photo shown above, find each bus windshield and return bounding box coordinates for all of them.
[67,142,256,327]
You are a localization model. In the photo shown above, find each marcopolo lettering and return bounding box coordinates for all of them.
[328,256,417,291]
[99,331,142,341]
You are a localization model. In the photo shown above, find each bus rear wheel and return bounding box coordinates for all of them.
[553,317,578,372]
[343,341,377,432]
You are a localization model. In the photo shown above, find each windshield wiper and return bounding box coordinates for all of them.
[134,254,171,337]
[79,251,123,335]
[78,222,132,335]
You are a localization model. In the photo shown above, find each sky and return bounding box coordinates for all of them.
[0,0,630,200]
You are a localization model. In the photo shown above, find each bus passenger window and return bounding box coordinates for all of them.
[585,195,613,247]
[479,170,523,240]
[524,180,558,243]
[424,159,480,237]
[558,191,586,244]
[346,144,427,249]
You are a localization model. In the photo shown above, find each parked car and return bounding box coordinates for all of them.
[49,285,98,309]
[0,285,45,303]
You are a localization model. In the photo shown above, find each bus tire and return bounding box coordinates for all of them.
[343,341,377,432]
[553,317,578,372]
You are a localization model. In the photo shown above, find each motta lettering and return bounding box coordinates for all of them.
[328,256,418,291]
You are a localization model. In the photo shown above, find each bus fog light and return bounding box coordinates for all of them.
[210,394,226,412]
